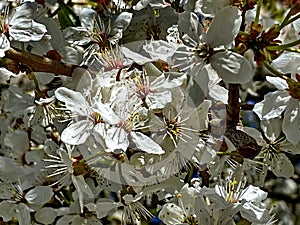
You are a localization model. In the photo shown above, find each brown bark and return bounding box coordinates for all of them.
[227,83,240,128]
[5,47,78,76]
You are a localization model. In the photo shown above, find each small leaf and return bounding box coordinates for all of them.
[57,0,81,29]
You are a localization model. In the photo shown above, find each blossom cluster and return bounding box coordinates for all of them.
[0,0,299,224]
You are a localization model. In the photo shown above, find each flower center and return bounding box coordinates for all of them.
[194,43,211,63]
[118,112,140,132]
[134,76,151,100]
[71,155,89,176]
[164,117,182,147]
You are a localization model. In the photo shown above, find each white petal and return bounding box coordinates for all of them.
[143,40,178,62]
[106,127,129,151]
[25,186,54,205]
[72,175,94,213]
[0,156,23,182]
[178,11,202,45]
[242,127,265,145]
[34,207,57,225]
[63,27,91,45]
[0,34,10,58]
[209,85,228,103]
[151,72,186,91]
[88,200,120,219]
[61,120,92,145]
[79,8,96,32]
[122,44,151,64]
[158,203,184,225]
[186,66,209,107]
[15,204,31,225]
[260,118,282,141]
[147,90,172,110]
[197,100,212,131]
[94,103,120,125]
[9,2,47,42]
[72,68,93,94]
[266,76,288,90]
[0,202,15,222]
[282,99,300,145]
[130,132,164,154]
[210,51,253,84]
[55,87,89,116]
[206,6,242,48]
[240,185,267,202]
[179,184,196,215]
[241,202,271,224]
[111,12,133,31]
[293,16,300,37]
[253,91,290,120]
[280,140,300,155]
[271,153,294,178]
[133,0,169,10]
[201,0,230,15]
[271,51,300,75]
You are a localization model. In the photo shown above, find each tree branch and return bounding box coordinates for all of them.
[227,83,240,128]
[5,47,78,76]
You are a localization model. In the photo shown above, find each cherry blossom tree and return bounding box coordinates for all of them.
[0,0,300,224]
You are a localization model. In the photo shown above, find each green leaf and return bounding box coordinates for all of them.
[57,0,81,29]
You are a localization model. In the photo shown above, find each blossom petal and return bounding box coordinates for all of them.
[9,2,47,42]
[253,90,290,120]
[271,153,294,178]
[34,207,57,225]
[209,85,228,103]
[61,120,92,145]
[158,203,184,224]
[106,127,129,151]
[72,68,93,95]
[94,103,120,125]
[72,175,94,213]
[79,8,96,33]
[240,185,267,202]
[206,6,242,48]
[143,40,178,62]
[55,87,89,116]
[241,202,272,224]
[86,200,120,219]
[242,127,265,146]
[201,0,230,15]
[111,12,133,33]
[271,51,300,75]
[146,90,172,110]
[210,51,253,84]
[0,34,10,58]
[130,132,164,154]
[260,118,282,141]
[282,99,300,145]
[266,76,288,90]
[25,186,54,205]
[122,44,151,64]
[186,65,209,107]
[178,12,202,45]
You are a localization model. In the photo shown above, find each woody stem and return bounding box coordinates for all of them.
[227,84,240,128]
[4,47,78,76]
